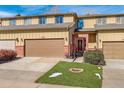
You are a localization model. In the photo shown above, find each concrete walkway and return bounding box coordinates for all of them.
[61,57,83,63]
[0,79,72,88]
[102,59,124,88]
[0,57,73,88]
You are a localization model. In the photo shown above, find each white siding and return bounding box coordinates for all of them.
[0,40,16,50]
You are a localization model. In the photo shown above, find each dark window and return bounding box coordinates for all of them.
[78,40,83,51]
[55,16,63,24]
[77,19,84,29]
[10,20,16,25]
[88,34,96,43]
[39,17,46,24]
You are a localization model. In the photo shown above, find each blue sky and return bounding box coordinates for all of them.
[0,5,124,17]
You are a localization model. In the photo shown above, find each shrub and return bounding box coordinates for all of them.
[83,49,105,66]
[0,49,17,62]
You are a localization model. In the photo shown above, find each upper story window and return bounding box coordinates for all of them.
[10,19,16,25]
[96,18,106,25]
[24,18,32,25]
[116,16,124,24]
[55,16,63,24]
[39,17,46,24]
[77,19,84,29]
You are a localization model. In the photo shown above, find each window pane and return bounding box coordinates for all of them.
[97,18,106,25]
[24,19,31,25]
[55,16,63,23]
[121,17,124,24]
[10,20,16,25]
[39,17,46,24]
[88,34,96,43]
[116,16,124,24]
[77,19,84,29]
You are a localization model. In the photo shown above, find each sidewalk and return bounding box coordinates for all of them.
[0,79,73,88]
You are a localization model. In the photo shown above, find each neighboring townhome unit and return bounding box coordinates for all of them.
[0,13,124,59]
[75,13,124,59]
[0,13,76,57]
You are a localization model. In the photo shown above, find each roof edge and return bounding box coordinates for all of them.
[0,12,77,20]
[78,13,124,18]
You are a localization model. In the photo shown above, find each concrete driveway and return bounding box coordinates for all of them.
[0,57,67,88]
[102,59,124,88]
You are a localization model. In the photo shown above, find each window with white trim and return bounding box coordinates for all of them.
[55,16,63,24]
[24,18,32,25]
[116,16,124,24]
[10,20,16,25]
[96,18,106,25]
[39,17,46,24]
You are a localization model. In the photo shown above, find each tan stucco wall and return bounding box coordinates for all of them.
[98,30,124,48]
[88,43,97,49]
[83,18,96,28]
[46,16,55,24]
[0,30,69,46]
[64,16,74,23]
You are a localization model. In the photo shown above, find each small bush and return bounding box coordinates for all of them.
[0,49,17,62]
[83,49,105,66]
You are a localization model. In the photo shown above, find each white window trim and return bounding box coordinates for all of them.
[97,18,106,25]
[24,18,32,25]
[116,16,124,24]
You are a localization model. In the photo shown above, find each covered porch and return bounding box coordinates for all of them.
[72,31,97,56]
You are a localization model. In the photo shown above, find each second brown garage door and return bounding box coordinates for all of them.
[103,41,124,59]
[25,39,64,57]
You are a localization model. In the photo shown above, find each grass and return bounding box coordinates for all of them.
[36,61,102,88]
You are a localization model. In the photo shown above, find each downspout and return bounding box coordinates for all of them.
[67,25,71,58]
[96,30,99,49]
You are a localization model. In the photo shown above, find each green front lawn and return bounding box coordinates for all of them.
[36,61,102,88]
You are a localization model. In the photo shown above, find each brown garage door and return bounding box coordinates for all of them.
[25,39,64,57]
[103,41,124,59]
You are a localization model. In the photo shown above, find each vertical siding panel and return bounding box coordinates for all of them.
[27,31,30,39]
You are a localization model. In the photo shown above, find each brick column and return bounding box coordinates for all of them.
[16,46,24,57]
[64,45,69,57]
[82,34,89,50]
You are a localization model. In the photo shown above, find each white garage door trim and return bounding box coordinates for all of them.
[0,40,16,50]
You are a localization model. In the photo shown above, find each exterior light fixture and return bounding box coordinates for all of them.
[16,38,19,42]
[21,38,23,42]
[65,37,67,41]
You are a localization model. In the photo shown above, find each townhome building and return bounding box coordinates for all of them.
[0,13,124,59]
